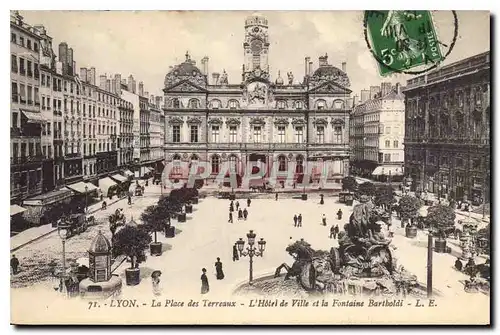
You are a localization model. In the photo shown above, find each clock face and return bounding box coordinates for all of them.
[251,40,263,53]
[253,27,260,33]
[254,69,262,77]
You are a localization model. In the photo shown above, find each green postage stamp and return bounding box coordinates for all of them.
[364,10,444,76]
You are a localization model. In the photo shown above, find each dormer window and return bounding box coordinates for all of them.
[277,100,286,109]
[295,101,303,110]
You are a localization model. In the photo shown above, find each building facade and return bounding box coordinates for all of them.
[403,51,490,203]
[350,83,405,181]
[163,14,351,186]
[10,12,44,203]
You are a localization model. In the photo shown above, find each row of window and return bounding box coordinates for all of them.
[384,140,400,148]
[11,55,40,79]
[11,32,39,52]
[11,81,39,106]
[170,98,344,110]
[11,142,42,158]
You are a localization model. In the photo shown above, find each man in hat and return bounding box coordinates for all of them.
[293,214,298,227]
[297,214,303,227]
[11,255,19,275]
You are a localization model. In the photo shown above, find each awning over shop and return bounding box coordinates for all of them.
[67,181,98,194]
[98,177,117,197]
[123,170,134,177]
[21,110,46,124]
[23,188,74,206]
[10,205,27,216]
[145,167,154,172]
[372,166,403,176]
[111,174,128,183]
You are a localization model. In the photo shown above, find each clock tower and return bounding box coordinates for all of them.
[243,14,270,81]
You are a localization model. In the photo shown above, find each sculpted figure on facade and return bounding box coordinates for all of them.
[220,70,228,85]
[287,71,294,85]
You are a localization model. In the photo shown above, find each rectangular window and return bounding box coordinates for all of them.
[253,126,262,143]
[393,140,399,148]
[34,42,39,52]
[27,39,31,49]
[316,126,324,144]
[27,60,32,77]
[384,153,391,162]
[11,33,16,43]
[12,112,18,128]
[27,85,33,104]
[34,64,39,79]
[19,84,26,103]
[42,96,46,109]
[19,36,24,47]
[41,74,45,86]
[278,126,286,143]
[385,140,390,148]
[393,153,400,161]
[172,125,180,143]
[333,126,342,143]
[19,58,25,75]
[34,87,39,105]
[386,126,391,134]
[295,126,303,143]
[229,126,237,143]
[211,125,220,143]
[11,82,18,103]
[11,55,17,73]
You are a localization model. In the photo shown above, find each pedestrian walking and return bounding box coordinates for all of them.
[329,225,335,238]
[298,214,302,227]
[243,208,248,220]
[293,214,298,227]
[151,270,162,296]
[247,198,251,207]
[322,214,327,226]
[235,201,240,211]
[334,225,340,239]
[337,209,343,220]
[233,244,239,262]
[275,192,279,201]
[11,255,19,275]
[229,202,234,213]
[388,223,395,238]
[128,195,132,205]
[215,257,225,280]
[201,268,210,294]
[228,212,233,223]
[238,209,243,220]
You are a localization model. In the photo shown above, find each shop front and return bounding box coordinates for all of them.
[110,174,130,197]
[22,188,74,226]
[98,177,118,198]
[10,205,28,235]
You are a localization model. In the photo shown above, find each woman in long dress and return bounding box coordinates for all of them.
[201,268,209,294]
[151,270,162,296]
[215,257,225,280]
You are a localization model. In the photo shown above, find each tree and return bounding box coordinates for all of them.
[157,195,182,222]
[140,205,166,244]
[342,176,358,192]
[399,195,422,224]
[425,204,456,239]
[374,185,397,210]
[358,182,376,197]
[109,213,125,254]
[112,225,152,269]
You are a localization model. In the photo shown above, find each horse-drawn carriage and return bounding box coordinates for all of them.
[249,180,274,193]
[55,213,89,237]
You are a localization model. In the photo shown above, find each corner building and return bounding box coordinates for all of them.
[403,52,490,203]
[163,15,351,185]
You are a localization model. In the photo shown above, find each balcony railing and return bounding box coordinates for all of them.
[64,152,82,159]
[11,155,44,165]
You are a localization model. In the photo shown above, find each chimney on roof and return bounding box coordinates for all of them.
[114,74,121,94]
[201,56,209,76]
[155,96,162,108]
[308,61,313,76]
[99,75,107,90]
[361,89,370,103]
[212,72,220,85]
[89,67,96,85]
[150,95,155,104]
[106,79,111,92]
[304,57,310,76]
[396,82,402,95]
[138,81,144,97]
[127,75,134,93]
[341,62,347,72]
[111,79,116,94]
[353,94,358,106]
[370,86,381,100]
[318,53,328,67]
[80,68,88,83]
[381,82,392,97]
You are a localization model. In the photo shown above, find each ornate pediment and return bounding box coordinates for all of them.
[165,80,207,93]
[249,116,266,126]
[291,117,306,126]
[313,117,328,126]
[331,118,345,126]
[168,116,184,125]
[187,116,203,125]
[226,117,241,127]
[309,81,352,95]
[208,117,223,125]
[274,117,289,126]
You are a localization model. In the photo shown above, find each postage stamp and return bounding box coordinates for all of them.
[364,10,448,76]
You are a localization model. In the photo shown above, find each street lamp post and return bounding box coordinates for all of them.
[84,185,88,213]
[236,230,266,285]
[58,223,69,295]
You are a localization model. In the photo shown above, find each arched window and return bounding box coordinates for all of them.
[295,101,303,109]
[188,99,200,109]
[211,155,220,174]
[277,100,286,109]
[172,98,180,109]
[296,155,304,174]
[316,99,326,110]
[228,100,239,109]
[210,99,221,109]
[229,155,238,173]
[333,100,345,109]
[278,155,287,172]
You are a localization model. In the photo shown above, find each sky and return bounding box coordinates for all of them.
[19,10,490,97]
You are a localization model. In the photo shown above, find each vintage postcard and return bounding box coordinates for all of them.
[10,10,490,325]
